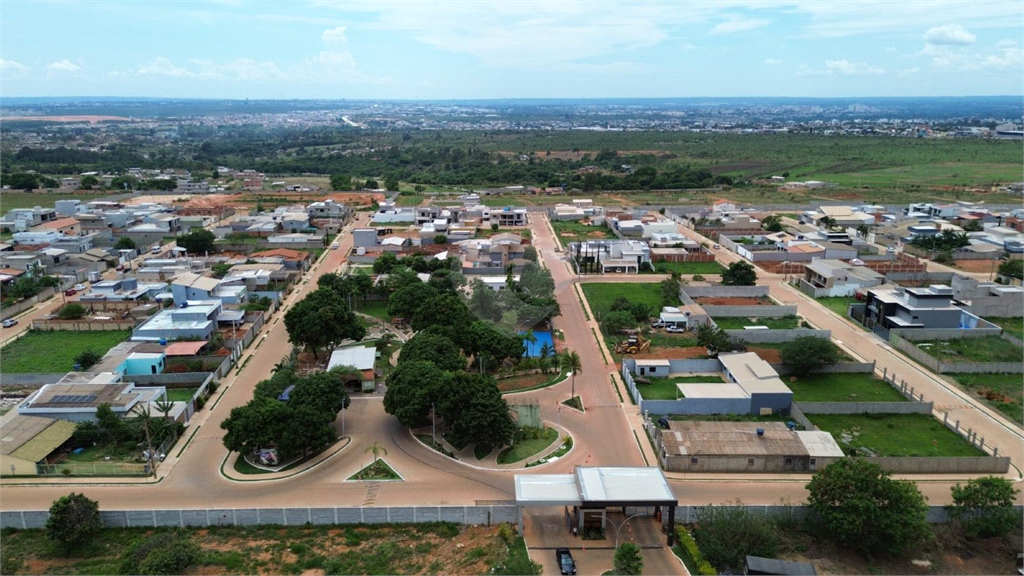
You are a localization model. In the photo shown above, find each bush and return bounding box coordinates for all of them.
[74,350,102,370]
[613,542,644,575]
[58,303,87,320]
[692,505,778,573]
[948,476,1020,539]
[45,493,102,550]
[674,526,716,575]
[780,336,838,376]
[120,531,201,575]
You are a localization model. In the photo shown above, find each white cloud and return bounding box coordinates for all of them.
[996,39,1017,49]
[924,24,976,45]
[0,59,27,71]
[322,26,348,46]
[190,58,287,81]
[137,57,194,77]
[918,41,1023,71]
[47,59,80,72]
[798,59,885,76]
[764,58,782,65]
[709,16,770,35]
[897,67,920,78]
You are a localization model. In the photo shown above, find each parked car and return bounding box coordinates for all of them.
[713,243,721,249]
[64,288,77,296]
[150,245,162,254]
[330,241,340,250]
[73,283,87,291]
[651,320,665,328]
[1,319,17,328]
[555,548,576,575]
[666,325,684,333]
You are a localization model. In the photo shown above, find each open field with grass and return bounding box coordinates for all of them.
[650,260,725,275]
[480,196,527,207]
[783,373,907,403]
[809,413,984,457]
[0,522,531,576]
[803,162,1023,189]
[712,315,799,330]
[165,388,198,402]
[496,427,558,464]
[551,219,610,240]
[354,299,391,321]
[916,335,1022,363]
[948,373,1023,425]
[395,193,424,206]
[0,330,131,373]
[985,316,1023,340]
[581,282,672,317]
[815,296,857,317]
[637,375,725,400]
[0,192,111,215]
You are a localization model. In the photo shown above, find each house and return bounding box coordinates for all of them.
[175,179,209,193]
[477,275,519,292]
[370,204,416,224]
[54,199,85,216]
[461,233,526,271]
[801,206,874,228]
[80,278,166,302]
[0,415,78,476]
[857,285,986,335]
[496,206,528,227]
[947,275,1024,317]
[6,206,58,226]
[658,421,843,473]
[569,239,651,273]
[352,228,379,248]
[658,305,711,329]
[267,233,320,244]
[171,272,246,306]
[908,203,962,220]
[17,372,167,423]
[712,199,736,213]
[250,248,313,271]
[308,199,347,219]
[131,300,223,342]
[800,258,884,297]
[327,345,377,392]
[11,230,62,246]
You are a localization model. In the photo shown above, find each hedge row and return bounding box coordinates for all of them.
[674,526,716,575]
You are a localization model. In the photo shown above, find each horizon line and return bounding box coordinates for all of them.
[3,95,1022,102]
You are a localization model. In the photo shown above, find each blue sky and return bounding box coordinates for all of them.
[1,0,1021,99]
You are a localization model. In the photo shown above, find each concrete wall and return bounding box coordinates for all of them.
[889,333,1024,374]
[0,505,521,530]
[131,373,212,386]
[705,305,798,317]
[794,401,934,415]
[682,286,770,298]
[771,362,876,375]
[663,453,812,473]
[1,287,59,320]
[667,359,722,373]
[622,362,751,414]
[863,456,1010,474]
[0,373,66,386]
[725,328,829,343]
[891,327,1002,341]
[31,320,137,331]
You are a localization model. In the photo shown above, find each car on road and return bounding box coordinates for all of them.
[1,319,17,328]
[151,245,162,254]
[666,325,684,333]
[73,283,87,291]
[713,243,721,249]
[555,548,576,575]
[330,241,340,250]
[64,288,77,296]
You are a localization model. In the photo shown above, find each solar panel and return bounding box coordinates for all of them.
[50,394,97,403]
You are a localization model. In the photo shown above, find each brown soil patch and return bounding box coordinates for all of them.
[951,258,1001,274]
[694,296,769,305]
[497,373,549,392]
[632,346,782,363]
[586,230,608,238]
[748,347,782,363]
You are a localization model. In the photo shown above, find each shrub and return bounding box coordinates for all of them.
[58,303,87,319]
[613,542,644,575]
[74,350,102,370]
[45,493,102,550]
[948,476,1020,539]
[120,531,201,575]
[780,336,838,375]
[674,526,716,575]
[692,505,778,573]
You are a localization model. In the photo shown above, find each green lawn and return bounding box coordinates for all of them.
[0,192,108,215]
[809,413,985,457]
[916,336,1022,363]
[0,330,131,373]
[948,373,1023,425]
[479,196,527,207]
[984,317,1023,340]
[395,193,424,207]
[650,261,725,275]
[164,388,198,402]
[354,299,391,321]
[816,297,857,318]
[783,373,907,403]
[551,220,611,240]
[581,282,672,317]
[637,375,725,400]
[496,427,558,464]
[804,162,1024,189]
[712,315,799,330]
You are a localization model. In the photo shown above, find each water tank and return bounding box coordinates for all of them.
[357,247,366,255]
[756,428,765,437]
[159,338,167,346]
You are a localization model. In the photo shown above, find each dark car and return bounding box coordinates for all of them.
[555,548,576,575]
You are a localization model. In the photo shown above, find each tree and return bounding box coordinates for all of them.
[74,349,102,370]
[491,223,499,231]
[948,476,1020,538]
[561,350,583,399]
[211,263,233,278]
[469,279,503,322]
[411,293,473,334]
[221,397,290,456]
[819,216,837,230]
[436,372,516,449]
[660,277,681,306]
[330,173,352,191]
[613,542,644,575]
[721,261,757,286]
[780,336,838,375]
[433,234,448,244]
[806,459,931,558]
[998,258,1023,280]
[364,179,379,189]
[692,504,779,573]
[398,331,466,372]
[761,214,784,233]
[519,263,555,297]
[384,361,447,426]
[120,531,201,576]
[962,219,984,232]
[80,175,100,189]
[385,177,400,191]
[58,303,87,319]
[602,310,638,335]
[45,493,102,550]
[114,236,137,250]
[696,325,735,358]
[856,224,871,238]
[365,441,388,463]
[463,321,524,369]
[283,288,365,359]
[387,281,439,320]
[372,251,398,274]
[524,246,538,262]
[175,229,216,255]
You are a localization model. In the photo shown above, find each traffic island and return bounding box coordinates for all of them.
[562,396,585,412]
[221,437,351,482]
[347,458,402,481]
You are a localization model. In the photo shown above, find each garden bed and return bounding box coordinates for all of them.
[348,459,401,481]
[496,427,558,464]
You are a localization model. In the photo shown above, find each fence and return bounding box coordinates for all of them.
[888,332,1023,374]
[0,373,67,386]
[794,401,933,415]
[0,506,521,530]
[724,328,829,343]
[650,252,716,263]
[704,305,798,318]
[1,287,58,320]
[37,461,149,477]
[31,319,138,331]
[771,361,875,376]
[681,285,770,299]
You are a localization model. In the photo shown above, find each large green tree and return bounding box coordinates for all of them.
[469,280,503,322]
[397,331,466,372]
[45,493,103,551]
[411,293,474,333]
[436,372,516,450]
[383,361,447,426]
[948,476,1020,538]
[761,214,784,232]
[330,173,352,191]
[721,261,757,286]
[998,258,1023,280]
[780,336,838,375]
[387,281,439,320]
[283,288,366,358]
[806,459,931,558]
[175,228,216,254]
[463,321,525,370]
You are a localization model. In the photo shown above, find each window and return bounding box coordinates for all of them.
[690,457,698,464]
[747,458,754,466]
[785,458,793,466]
[809,459,816,466]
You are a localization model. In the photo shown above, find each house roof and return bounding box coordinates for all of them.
[37,217,80,230]
[745,556,818,576]
[163,340,208,356]
[663,421,808,457]
[1,416,77,463]
[250,248,309,261]
[327,345,377,372]
[173,272,221,292]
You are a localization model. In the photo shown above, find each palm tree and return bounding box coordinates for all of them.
[365,441,387,464]
[524,329,537,357]
[154,397,175,421]
[538,342,552,373]
[561,350,583,400]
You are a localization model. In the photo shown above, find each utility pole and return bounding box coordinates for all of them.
[431,402,436,444]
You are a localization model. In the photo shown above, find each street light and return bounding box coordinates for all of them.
[609,513,647,549]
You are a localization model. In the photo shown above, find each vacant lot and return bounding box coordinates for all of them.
[712,315,799,330]
[0,192,110,215]
[637,374,725,400]
[0,330,131,373]
[694,296,771,305]
[916,335,1022,363]
[551,219,609,240]
[809,413,984,457]
[815,296,857,318]
[783,373,907,403]
[581,282,670,317]
[650,260,725,275]
[948,373,1023,425]
[985,316,1023,340]
[0,522,532,576]
[165,388,199,402]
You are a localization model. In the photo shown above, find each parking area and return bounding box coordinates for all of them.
[530,546,689,576]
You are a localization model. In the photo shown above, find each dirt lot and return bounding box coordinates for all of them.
[950,258,1002,274]
[694,296,771,305]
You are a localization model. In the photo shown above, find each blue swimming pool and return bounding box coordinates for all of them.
[521,330,554,357]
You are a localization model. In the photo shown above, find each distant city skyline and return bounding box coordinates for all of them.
[1,1,1021,99]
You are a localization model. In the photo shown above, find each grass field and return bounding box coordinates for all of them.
[480,196,527,207]
[354,299,391,321]
[804,162,1023,189]
[815,296,857,317]
[809,413,984,457]
[581,282,672,318]
[712,315,799,330]
[395,193,424,206]
[638,375,725,400]
[496,427,558,464]
[948,373,1023,425]
[165,388,198,402]
[985,317,1023,340]
[0,192,110,215]
[783,373,907,403]
[650,261,725,275]
[916,336,1022,363]
[0,330,131,373]
[551,219,610,240]
[0,522,526,576]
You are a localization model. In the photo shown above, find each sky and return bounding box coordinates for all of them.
[1,0,1022,99]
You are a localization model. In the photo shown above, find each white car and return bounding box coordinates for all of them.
[666,325,685,333]
[2,319,17,328]
[73,283,87,291]
[713,244,721,249]
[330,241,340,250]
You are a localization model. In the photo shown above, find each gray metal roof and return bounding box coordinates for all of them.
[515,466,676,507]
[745,556,818,575]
